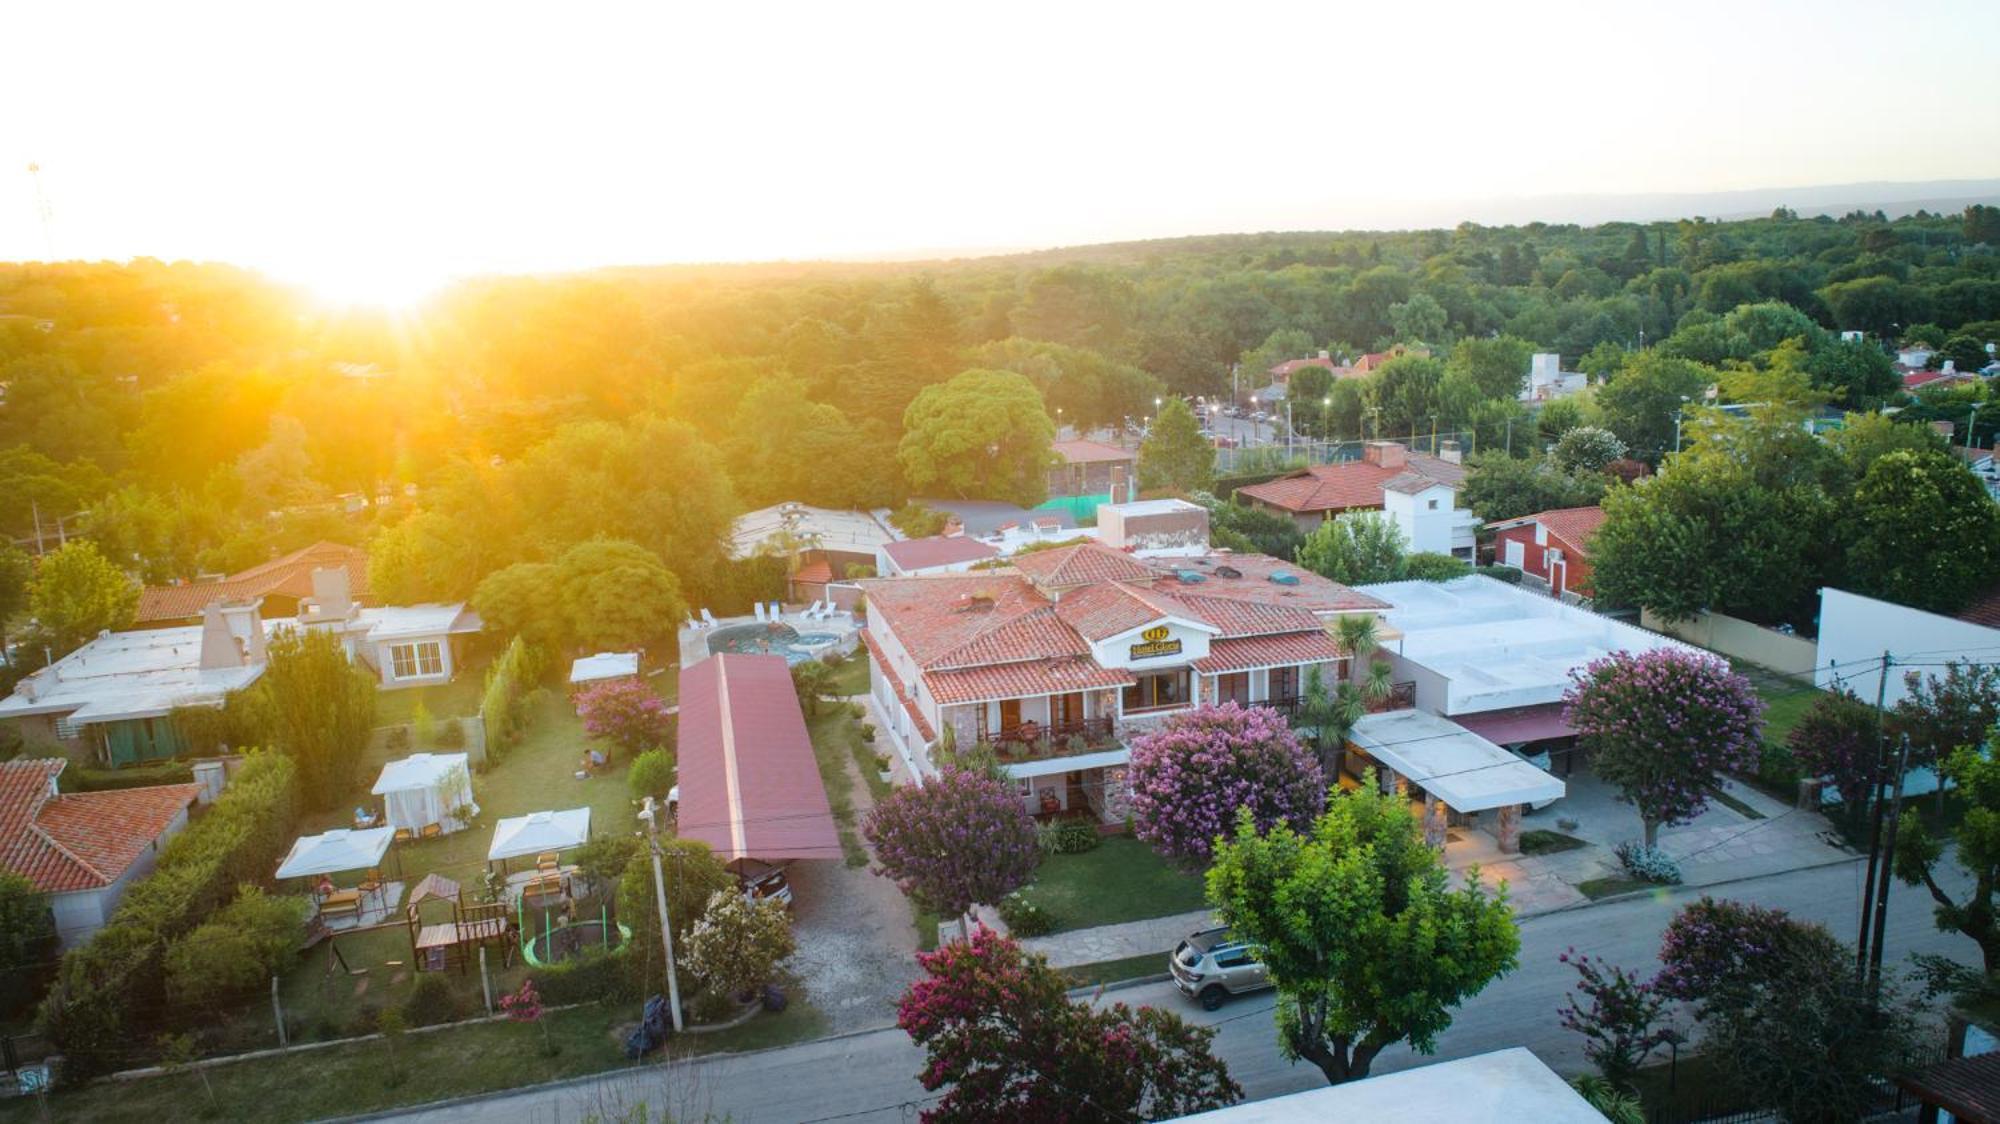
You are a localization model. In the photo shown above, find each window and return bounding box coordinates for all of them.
[389,641,444,680]
[1427,498,1438,510]
[1216,673,1250,705]
[1123,670,1190,712]
[1269,665,1299,701]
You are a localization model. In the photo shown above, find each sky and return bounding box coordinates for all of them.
[3,0,1997,304]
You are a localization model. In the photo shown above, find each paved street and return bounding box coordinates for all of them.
[384,857,1979,1124]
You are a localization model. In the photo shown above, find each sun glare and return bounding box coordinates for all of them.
[278,257,451,312]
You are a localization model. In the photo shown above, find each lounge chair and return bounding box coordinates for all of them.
[753,602,768,623]
[700,608,718,628]
[769,601,784,620]
[802,599,822,620]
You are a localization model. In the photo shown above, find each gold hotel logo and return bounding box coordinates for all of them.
[1130,624,1182,660]
[1141,625,1171,643]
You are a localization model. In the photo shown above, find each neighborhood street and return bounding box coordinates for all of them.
[384,856,1982,1124]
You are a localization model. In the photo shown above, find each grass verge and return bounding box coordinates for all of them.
[1576,876,1663,900]
[1710,788,1765,820]
[1061,952,1168,990]
[805,710,870,867]
[1518,829,1587,855]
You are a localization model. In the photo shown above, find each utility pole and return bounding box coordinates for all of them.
[638,799,685,1032]
[1867,734,1915,996]
[1854,650,1894,977]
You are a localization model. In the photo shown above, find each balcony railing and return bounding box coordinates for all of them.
[1229,683,1416,720]
[980,717,1119,764]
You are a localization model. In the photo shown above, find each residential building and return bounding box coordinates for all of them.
[1486,505,1606,597]
[1898,346,1936,370]
[1267,352,1346,384]
[0,758,200,946]
[0,569,478,766]
[728,502,896,600]
[860,541,1385,818]
[1817,586,2000,708]
[876,533,1003,577]
[1095,499,1210,557]
[1047,439,1136,503]
[1521,352,1588,403]
[1357,574,1696,755]
[1169,1048,1602,1123]
[133,540,370,627]
[1235,441,1476,557]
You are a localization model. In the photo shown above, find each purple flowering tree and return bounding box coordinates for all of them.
[1127,703,1327,869]
[1652,897,1802,1013]
[576,679,674,758]
[1563,649,1763,846]
[1555,947,1673,1086]
[864,767,1039,924]
[1786,689,1879,812]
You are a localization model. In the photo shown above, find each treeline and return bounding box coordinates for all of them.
[1,206,1997,667]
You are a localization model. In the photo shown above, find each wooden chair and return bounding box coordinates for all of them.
[393,827,414,845]
[536,850,560,875]
[357,868,383,907]
[420,822,443,840]
[319,889,362,921]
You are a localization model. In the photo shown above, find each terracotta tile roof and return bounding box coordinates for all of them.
[1490,506,1607,558]
[1896,1050,2000,1123]
[0,759,197,894]
[881,536,1002,572]
[1236,456,1465,514]
[792,560,834,585]
[1958,584,2000,629]
[856,575,1050,667]
[859,630,936,742]
[136,541,369,623]
[1270,357,1339,379]
[1051,439,1136,465]
[1169,593,1326,637]
[933,607,1091,669]
[926,659,1134,705]
[1192,631,1348,674]
[1010,542,1156,587]
[37,784,199,891]
[1055,583,1195,642]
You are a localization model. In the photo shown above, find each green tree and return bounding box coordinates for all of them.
[555,540,687,654]
[1388,294,1448,347]
[791,659,835,717]
[1446,335,1533,401]
[0,545,31,657]
[1296,511,1407,585]
[0,872,51,972]
[1806,339,1900,407]
[1363,355,1445,436]
[1895,743,2000,972]
[1551,426,1626,474]
[1206,781,1519,1084]
[898,369,1056,507]
[1138,397,1215,494]
[258,628,378,810]
[1459,453,1606,523]
[472,561,566,650]
[164,887,308,1006]
[628,748,674,802]
[1845,449,2000,615]
[618,838,736,990]
[1595,352,1713,462]
[970,338,1162,430]
[1942,334,1990,373]
[25,540,138,659]
[682,888,796,999]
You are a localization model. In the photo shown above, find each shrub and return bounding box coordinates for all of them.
[401,972,461,1027]
[531,946,639,1005]
[41,753,299,1077]
[347,1003,382,1038]
[435,717,466,749]
[1035,818,1100,856]
[1399,552,1472,582]
[688,988,739,1026]
[682,889,796,999]
[59,761,195,793]
[1481,564,1523,584]
[997,892,1058,937]
[479,637,541,763]
[1613,841,1683,885]
[384,725,411,752]
[165,887,309,1006]
[629,749,674,802]
[1518,830,1586,856]
[578,679,675,757]
[571,834,640,891]
[411,700,435,748]
[1756,739,1803,792]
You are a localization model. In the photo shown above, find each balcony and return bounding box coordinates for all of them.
[978,717,1121,765]
[1226,682,1417,722]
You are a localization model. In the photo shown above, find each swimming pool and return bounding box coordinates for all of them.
[707,622,845,665]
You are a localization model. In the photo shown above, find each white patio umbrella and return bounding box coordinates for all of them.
[487,808,592,863]
[275,827,395,880]
[371,752,478,834]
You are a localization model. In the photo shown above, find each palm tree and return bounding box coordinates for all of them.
[1297,666,1366,776]
[1334,614,1382,684]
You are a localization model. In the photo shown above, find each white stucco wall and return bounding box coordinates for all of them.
[1089,618,1213,671]
[1816,587,2000,707]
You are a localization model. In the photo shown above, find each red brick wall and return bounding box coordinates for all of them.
[1494,525,1594,595]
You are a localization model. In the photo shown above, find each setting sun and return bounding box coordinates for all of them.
[276,255,452,311]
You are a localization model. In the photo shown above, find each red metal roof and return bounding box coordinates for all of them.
[1897,1050,2000,1123]
[0,759,198,894]
[1236,457,1466,514]
[676,654,842,864]
[1192,631,1347,674]
[1051,439,1136,465]
[1449,704,1576,746]
[926,659,1134,705]
[136,541,370,623]
[882,535,1002,571]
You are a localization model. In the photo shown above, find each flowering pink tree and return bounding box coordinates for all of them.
[499,977,551,1054]
[863,767,1038,921]
[897,927,1240,1123]
[1556,947,1672,1085]
[576,679,674,758]
[1563,649,1763,845]
[1127,703,1326,868]
[1651,897,1801,1012]
[1787,689,1878,811]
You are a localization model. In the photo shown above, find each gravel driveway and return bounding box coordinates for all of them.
[785,855,923,1033]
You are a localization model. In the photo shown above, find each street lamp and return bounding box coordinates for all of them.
[1322,396,1331,442]
[1672,394,1693,454]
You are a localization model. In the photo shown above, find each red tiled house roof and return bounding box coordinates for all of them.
[1236,456,1465,514]
[0,759,198,894]
[1488,506,1607,558]
[136,541,369,624]
[1192,631,1349,674]
[1009,542,1155,587]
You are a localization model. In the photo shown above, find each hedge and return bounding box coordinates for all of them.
[529,945,641,1006]
[479,637,542,763]
[60,761,195,793]
[41,752,298,1079]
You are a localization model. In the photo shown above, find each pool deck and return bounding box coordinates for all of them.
[678,607,862,668]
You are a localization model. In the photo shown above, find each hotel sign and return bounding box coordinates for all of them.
[1129,624,1183,661]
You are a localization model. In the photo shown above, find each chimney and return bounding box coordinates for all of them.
[1317,349,1331,360]
[1362,441,1409,469]
[304,566,354,622]
[942,517,965,539]
[201,599,267,669]
[1438,440,1462,465]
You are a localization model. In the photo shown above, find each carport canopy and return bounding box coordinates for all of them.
[276,826,394,880]
[677,653,841,864]
[1349,709,1565,813]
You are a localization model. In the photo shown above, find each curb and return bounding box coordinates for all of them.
[1066,970,1172,999]
[1535,852,1865,917]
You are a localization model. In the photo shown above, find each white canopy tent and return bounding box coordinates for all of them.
[569,652,639,686]
[276,827,395,880]
[371,753,478,835]
[487,808,592,864]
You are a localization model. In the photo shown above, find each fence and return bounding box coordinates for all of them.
[1639,609,1817,680]
[1213,430,1472,475]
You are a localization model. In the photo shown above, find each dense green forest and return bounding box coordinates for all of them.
[3,204,1999,665]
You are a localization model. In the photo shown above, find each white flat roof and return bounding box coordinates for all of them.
[569,652,640,684]
[1358,575,1694,714]
[1171,1049,1600,1123]
[729,503,895,559]
[0,625,266,723]
[353,604,479,641]
[1349,709,1564,812]
[1103,498,1205,517]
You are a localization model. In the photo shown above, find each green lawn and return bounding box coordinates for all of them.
[1577,876,1660,900]
[1014,837,1210,934]
[372,671,489,726]
[805,710,869,867]
[826,652,870,698]
[1062,952,1169,989]
[3,995,826,1124]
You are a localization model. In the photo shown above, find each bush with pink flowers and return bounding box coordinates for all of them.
[1127,703,1326,868]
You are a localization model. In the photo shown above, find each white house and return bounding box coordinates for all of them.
[0,758,201,947]
[1816,587,2000,708]
[1170,1049,1602,1123]
[1520,352,1589,403]
[1236,442,1477,558]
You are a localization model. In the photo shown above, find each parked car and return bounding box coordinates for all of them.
[1169,925,1270,1010]
[1506,745,1561,811]
[1212,435,1238,448]
[737,858,794,907]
